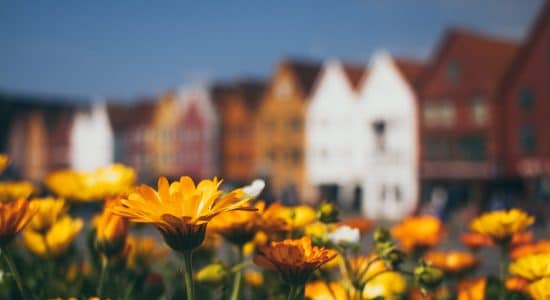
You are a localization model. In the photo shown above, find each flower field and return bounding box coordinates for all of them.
[0,155,549,300]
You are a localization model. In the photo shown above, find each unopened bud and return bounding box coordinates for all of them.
[414,262,444,292]
[196,262,227,284]
[317,202,339,223]
[373,228,391,244]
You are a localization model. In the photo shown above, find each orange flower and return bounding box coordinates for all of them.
[510,240,550,261]
[95,197,129,257]
[261,203,316,233]
[460,232,493,250]
[391,216,443,252]
[510,231,533,247]
[0,154,8,174]
[305,280,348,300]
[505,277,529,293]
[208,201,266,245]
[424,251,478,275]
[457,277,486,300]
[111,176,254,252]
[253,236,336,285]
[0,199,37,246]
[338,216,373,235]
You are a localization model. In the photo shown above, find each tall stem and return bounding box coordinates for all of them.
[97,257,108,298]
[229,246,243,300]
[182,251,195,300]
[2,248,33,300]
[287,284,304,300]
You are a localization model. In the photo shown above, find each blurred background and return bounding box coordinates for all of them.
[1,0,549,224]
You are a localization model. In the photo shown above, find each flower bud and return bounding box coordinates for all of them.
[373,228,391,244]
[196,262,227,284]
[244,270,264,287]
[414,262,444,292]
[317,202,339,223]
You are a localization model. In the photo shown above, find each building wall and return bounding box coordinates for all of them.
[306,61,359,204]
[357,53,419,220]
[256,65,308,202]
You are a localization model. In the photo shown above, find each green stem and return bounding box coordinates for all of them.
[97,257,108,298]
[1,248,34,300]
[229,247,243,300]
[287,284,304,300]
[183,251,195,300]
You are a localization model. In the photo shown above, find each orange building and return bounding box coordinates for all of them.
[256,58,321,203]
[150,91,182,178]
[213,80,265,185]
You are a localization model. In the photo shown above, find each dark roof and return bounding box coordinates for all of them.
[212,79,266,111]
[107,98,156,130]
[500,1,550,91]
[419,28,519,91]
[284,58,322,96]
[393,58,424,85]
[342,63,367,91]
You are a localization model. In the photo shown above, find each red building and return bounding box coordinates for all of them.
[499,2,550,201]
[417,29,519,207]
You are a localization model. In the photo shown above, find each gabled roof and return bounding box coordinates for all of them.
[212,79,266,111]
[107,99,156,131]
[342,63,367,91]
[284,58,322,96]
[418,28,519,91]
[500,1,550,90]
[393,58,424,86]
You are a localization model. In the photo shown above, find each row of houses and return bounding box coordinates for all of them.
[1,2,548,220]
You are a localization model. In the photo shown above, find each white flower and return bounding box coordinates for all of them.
[328,225,360,245]
[242,179,266,198]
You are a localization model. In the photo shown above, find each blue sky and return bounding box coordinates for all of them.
[0,0,545,100]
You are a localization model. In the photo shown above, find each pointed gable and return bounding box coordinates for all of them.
[393,58,424,86]
[342,63,367,91]
[284,58,322,97]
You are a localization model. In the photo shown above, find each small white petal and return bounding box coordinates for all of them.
[328,225,360,245]
[242,179,266,198]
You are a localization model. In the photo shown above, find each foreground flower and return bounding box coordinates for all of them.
[424,251,478,275]
[509,253,550,281]
[457,277,485,300]
[470,209,534,243]
[528,277,550,300]
[363,271,407,300]
[46,164,136,201]
[254,236,336,285]
[0,199,37,246]
[391,216,443,253]
[95,197,129,258]
[23,215,83,257]
[27,197,67,233]
[510,240,550,260]
[0,154,8,174]
[305,280,348,300]
[328,225,360,246]
[0,181,37,202]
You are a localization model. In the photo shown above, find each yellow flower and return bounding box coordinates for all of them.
[0,154,8,174]
[253,236,336,285]
[528,277,550,300]
[262,203,316,233]
[95,197,129,257]
[348,255,388,286]
[46,164,136,201]
[208,201,265,245]
[111,176,254,252]
[510,240,550,261]
[305,280,348,300]
[23,215,83,257]
[244,270,264,287]
[470,209,534,242]
[509,253,550,281]
[0,181,37,202]
[391,216,443,252]
[457,278,486,300]
[424,251,478,275]
[363,271,406,300]
[304,222,329,244]
[125,235,169,267]
[0,199,37,246]
[28,197,67,233]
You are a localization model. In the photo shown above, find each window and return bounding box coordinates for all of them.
[423,100,455,127]
[267,149,276,161]
[380,185,387,202]
[288,117,302,131]
[264,119,276,130]
[394,186,402,203]
[519,87,534,111]
[459,135,486,161]
[520,125,536,155]
[289,148,302,164]
[372,120,387,152]
[471,97,487,125]
[446,61,460,84]
[424,136,452,160]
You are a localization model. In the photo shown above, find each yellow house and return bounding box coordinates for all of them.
[151,91,181,178]
[256,58,321,203]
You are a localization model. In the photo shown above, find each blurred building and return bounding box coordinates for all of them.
[306,60,365,208]
[256,58,321,204]
[358,52,423,220]
[417,28,519,211]
[500,2,550,202]
[213,80,265,185]
[70,101,113,171]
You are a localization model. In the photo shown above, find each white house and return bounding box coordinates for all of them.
[70,101,114,171]
[306,60,366,208]
[356,52,423,221]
